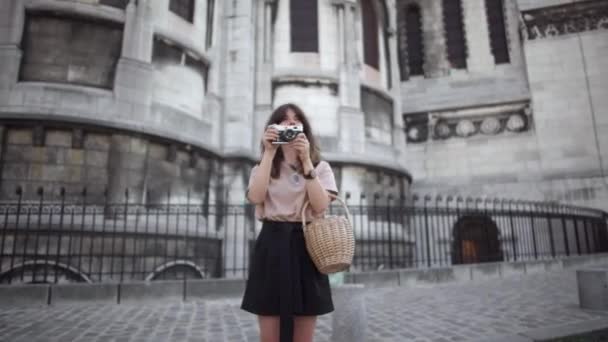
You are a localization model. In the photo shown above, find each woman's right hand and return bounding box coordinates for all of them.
[262,126,279,152]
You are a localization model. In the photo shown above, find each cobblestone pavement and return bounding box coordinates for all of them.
[1,270,607,342]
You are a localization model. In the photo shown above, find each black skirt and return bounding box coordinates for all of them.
[241,221,334,342]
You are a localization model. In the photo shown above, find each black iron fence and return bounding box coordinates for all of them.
[0,187,607,284]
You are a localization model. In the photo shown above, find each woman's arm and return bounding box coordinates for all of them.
[247,126,279,204]
[246,150,276,204]
[302,164,331,213]
[293,133,336,213]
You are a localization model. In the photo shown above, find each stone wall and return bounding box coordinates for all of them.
[0,123,223,205]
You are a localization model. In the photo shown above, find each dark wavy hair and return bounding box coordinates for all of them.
[262,103,321,179]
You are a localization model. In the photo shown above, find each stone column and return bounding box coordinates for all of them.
[337,4,345,65]
[0,1,23,88]
[121,0,138,60]
[462,0,494,72]
[331,284,367,342]
[333,0,365,154]
[343,1,361,107]
[114,0,153,120]
[253,0,276,155]
[263,0,274,62]
[7,0,23,45]
[422,0,449,77]
[385,1,407,156]
[505,0,524,68]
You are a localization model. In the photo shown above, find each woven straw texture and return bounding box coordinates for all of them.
[301,196,355,274]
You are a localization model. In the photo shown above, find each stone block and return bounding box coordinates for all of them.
[7,128,32,145]
[577,267,608,311]
[45,130,72,147]
[66,149,84,165]
[185,278,245,300]
[83,134,110,152]
[119,280,184,303]
[85,150,108,167]
[2,163,28,180]
[45,147,66,165]
[85,167,108,183]
[51,282,118,304]
[0,284,49,307]
[129,137,148,154]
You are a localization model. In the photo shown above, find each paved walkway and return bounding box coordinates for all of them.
[1,270,607,342]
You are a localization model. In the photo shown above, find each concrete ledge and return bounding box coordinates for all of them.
[185,278,245,300]
[543,259,563,272]
[471,262,503,281]
[3,254,608,306]
[562,254,604,269]
[473,318,608,342]
[525,260,562,274]
[51,282,118,305]
[347,269,400,288]
[502,262,527,277]
[119,280,184,304]
[0,284,49,307]
[470,334,533,342]
[522,318,608,341]
[399,266,471,288]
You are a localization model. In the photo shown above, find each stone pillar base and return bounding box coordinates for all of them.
[331,284,367,342]
[577,267,608,310]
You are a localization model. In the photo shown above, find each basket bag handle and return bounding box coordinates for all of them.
[300,194,353,230]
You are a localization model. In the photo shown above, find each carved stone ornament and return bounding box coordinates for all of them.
[455,119,476,137]
[506,114,526,132]
[435,122,452,139]
[480,117,501,135]
[522,0,608,40]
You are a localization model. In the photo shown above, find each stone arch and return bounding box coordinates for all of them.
[145,260,206,281]
[0,260,92,284]
[452,215,503,265]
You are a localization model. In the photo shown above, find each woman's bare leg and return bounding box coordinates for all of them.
[293,315,317,342]
[258,315,280,342]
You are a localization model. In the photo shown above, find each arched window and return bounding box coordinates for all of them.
[405,5,424,76]
[442,0,467,69]
[361,0,379,69]
[485,0,509,64]
[290,0,318,52]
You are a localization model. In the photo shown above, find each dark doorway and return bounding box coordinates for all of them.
[452,215,503,264]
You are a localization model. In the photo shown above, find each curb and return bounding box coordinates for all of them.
[473,318,608,342]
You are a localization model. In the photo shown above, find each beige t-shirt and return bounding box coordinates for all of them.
[247,161,338,222]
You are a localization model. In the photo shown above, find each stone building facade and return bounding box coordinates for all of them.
[0,0,606,209]
[401,0,608,211]
[0,0,607,283]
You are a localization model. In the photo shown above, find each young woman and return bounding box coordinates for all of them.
[241,103,338,342]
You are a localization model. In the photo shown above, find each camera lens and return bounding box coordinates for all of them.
[284,129,297,140]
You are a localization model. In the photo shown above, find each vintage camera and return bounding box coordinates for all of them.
[269,124,304,144]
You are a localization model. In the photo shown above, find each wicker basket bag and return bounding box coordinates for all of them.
[301,195,355,274]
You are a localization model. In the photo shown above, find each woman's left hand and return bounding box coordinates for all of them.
[292,133,310,163]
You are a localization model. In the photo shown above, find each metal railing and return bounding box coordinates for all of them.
[0,187,607,284]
